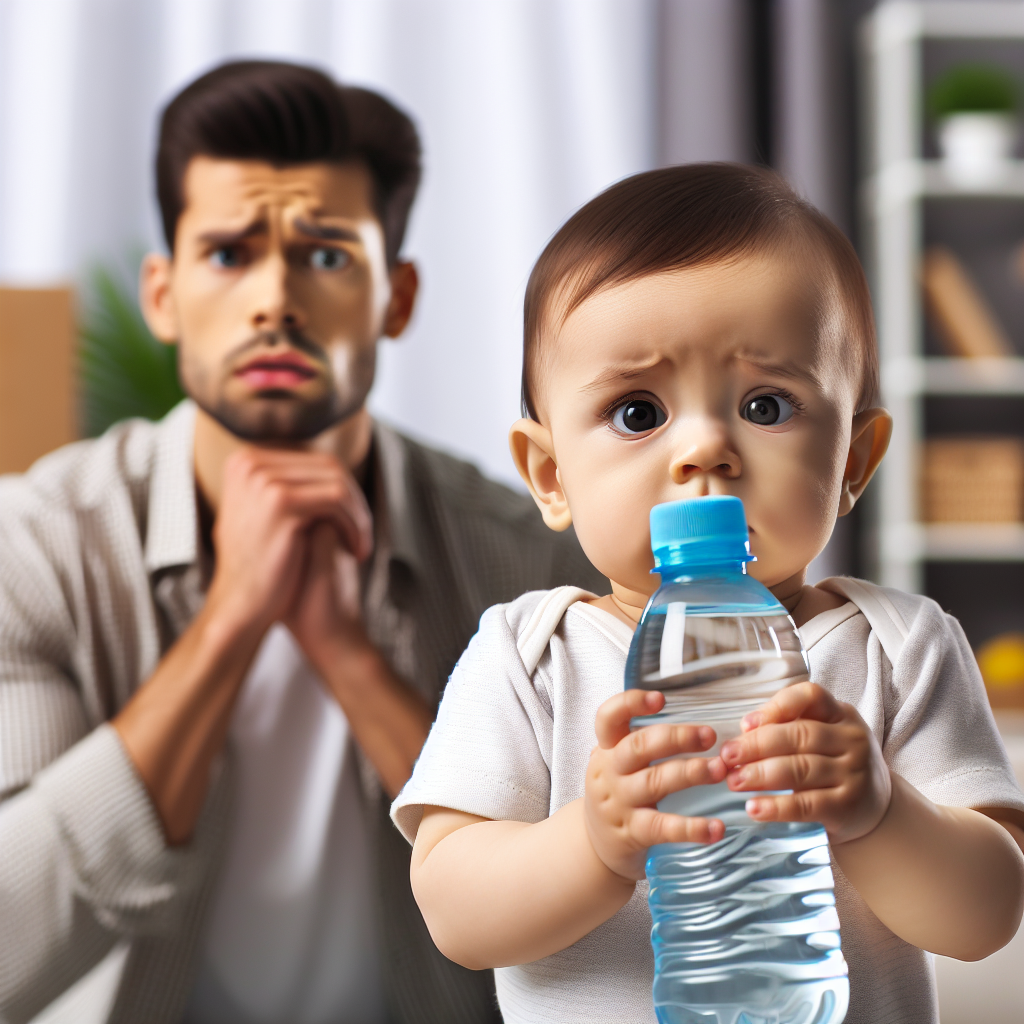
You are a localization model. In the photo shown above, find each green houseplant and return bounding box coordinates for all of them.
[79,262,185,437]
[928,63,1020,187]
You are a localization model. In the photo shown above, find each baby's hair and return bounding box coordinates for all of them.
[521,163,878,420]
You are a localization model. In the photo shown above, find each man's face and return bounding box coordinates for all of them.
[533,253,859,595]
[144,156,406,442]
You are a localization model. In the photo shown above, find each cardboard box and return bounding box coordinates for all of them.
[0,287,76,474]
[922,437,1024,522]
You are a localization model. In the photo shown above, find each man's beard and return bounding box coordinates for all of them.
[180,329,377,443]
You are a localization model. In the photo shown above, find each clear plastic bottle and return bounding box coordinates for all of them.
[626,497,848,1024]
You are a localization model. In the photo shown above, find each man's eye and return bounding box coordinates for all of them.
[742,394,794,426]
[310,247,350,270]
[611,399,666,435]
[211,247,242,268]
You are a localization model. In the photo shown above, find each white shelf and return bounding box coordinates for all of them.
[865,2,1024,591]
[869,160,1024,211]
[875,1,1024,42]
[884,522,1024,563]
[883,357,1024,397]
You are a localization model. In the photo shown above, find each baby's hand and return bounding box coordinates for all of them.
[585,690,728,881]
[718,682,892,844]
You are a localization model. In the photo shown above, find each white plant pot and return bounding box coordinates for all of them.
[938,112,1018,187]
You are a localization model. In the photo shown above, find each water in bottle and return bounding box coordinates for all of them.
[625,496,848,1024]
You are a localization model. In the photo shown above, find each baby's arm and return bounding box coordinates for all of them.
[721,682,1024,961]
[410,689,727,969]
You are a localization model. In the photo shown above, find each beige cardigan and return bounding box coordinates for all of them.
[0,402,604,1024]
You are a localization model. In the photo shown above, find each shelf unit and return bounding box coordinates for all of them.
[863,1,1024,592]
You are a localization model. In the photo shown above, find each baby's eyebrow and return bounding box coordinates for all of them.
[737,356,819,387]
[579,362,664,393]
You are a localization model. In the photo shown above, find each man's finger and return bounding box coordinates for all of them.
[613,722,718,775]
[594,690,665,750]
[272,483,374,561]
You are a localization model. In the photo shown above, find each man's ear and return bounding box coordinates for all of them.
[139,252,179,345]
[839,407,893,516]
[509,418,573,532]
[383,260,418,339]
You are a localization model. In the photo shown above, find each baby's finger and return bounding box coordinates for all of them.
[631,807,726,846]
[594,690,665,750]
[625,752,727,806]
[742,682,844,732]
[744,790,831,824]
[720,718,851,768]
[726,752,844,793]
[614,722,717,775]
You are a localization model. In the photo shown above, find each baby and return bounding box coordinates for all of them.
[391,164,1024,1024]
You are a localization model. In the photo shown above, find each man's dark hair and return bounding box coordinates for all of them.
[522,163,878,419]
[156,60,422,264]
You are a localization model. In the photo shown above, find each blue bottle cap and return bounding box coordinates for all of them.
[649,496,755,569]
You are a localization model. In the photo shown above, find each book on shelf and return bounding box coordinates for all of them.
[922,246,1014,359]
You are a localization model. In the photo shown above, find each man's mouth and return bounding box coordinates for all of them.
[234,351,319,390]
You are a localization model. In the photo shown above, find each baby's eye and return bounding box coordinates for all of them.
[742,394,794,426]
[310,247,350,271]
[611,399,666,435]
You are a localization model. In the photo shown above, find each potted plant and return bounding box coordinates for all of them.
[929,63,1019,187]
[79,262,185,437]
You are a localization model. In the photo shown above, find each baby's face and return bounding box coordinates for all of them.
[532,253,859,598]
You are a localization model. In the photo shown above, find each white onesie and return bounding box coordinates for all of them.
[392,577,1024,1024]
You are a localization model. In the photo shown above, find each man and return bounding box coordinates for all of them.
[0,61,603,1024]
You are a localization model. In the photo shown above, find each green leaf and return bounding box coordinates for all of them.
[79,261,186,437]
[929,63,1019,118]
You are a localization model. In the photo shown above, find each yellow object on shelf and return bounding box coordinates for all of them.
[977,633,1024,709]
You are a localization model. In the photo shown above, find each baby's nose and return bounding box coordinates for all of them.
[669,425,740,482]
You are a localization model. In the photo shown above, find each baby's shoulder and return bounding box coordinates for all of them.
[814,576,957,664]
[495,586,599,674]
[458,587,595,678]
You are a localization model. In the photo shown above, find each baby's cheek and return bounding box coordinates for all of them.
[755,480,837,580]
[570,490,653,589]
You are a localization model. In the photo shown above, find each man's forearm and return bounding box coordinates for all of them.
[832,772,1024,960]
[412,800,635,969]
[315,643,433,797]
[113,604,265,845]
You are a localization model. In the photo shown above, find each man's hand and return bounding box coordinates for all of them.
[115,446,373,844]
[284,521,370,666]
[206,448,373,638]
[585,689,727,881]
[280,483,434,799]
[717,682,892,845]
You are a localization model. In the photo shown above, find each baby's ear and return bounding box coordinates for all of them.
[839,407,893,515]
[509,419,573,532]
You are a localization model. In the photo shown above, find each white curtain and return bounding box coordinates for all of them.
[0,0,657,487]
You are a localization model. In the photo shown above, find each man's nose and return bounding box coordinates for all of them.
[250,253,304,333]
[668,419,741,485]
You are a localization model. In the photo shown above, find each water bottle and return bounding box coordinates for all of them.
[625,496,848,1024]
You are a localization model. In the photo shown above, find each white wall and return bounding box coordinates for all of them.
[0,0,657,487]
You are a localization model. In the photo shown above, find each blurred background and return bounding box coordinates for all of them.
[0,1,1023,1020]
